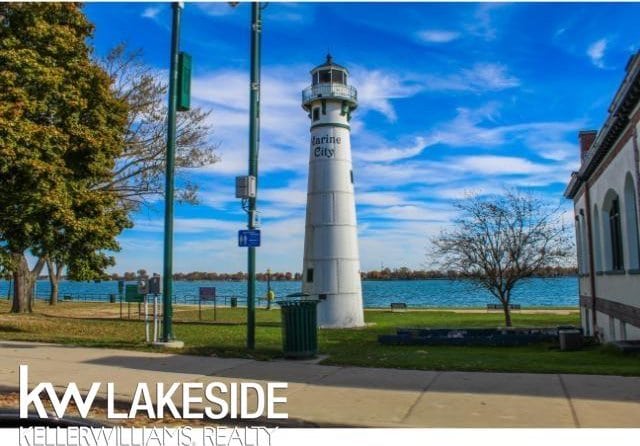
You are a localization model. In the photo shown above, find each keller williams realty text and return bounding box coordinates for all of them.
[18,365,288,420]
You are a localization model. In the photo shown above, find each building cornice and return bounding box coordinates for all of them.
[565,51,640,199]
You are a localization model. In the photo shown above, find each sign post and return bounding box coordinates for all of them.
[161,2,186,348]
[245,2,263,350]
[199,287,217,321]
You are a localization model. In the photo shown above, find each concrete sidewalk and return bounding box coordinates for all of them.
[1,340,639,427]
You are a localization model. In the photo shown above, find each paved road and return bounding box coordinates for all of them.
[1,340,638,427]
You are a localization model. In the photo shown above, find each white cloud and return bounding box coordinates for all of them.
[350,68,423,122]
[361,205,455,222]
[427,63,520,92]
[429,185,505,201]
[141,7,161,20]
[465,3,502,41]
[587,38,608,68]
[190,68,310,176]
[360,137,427,163]
[196,3,238,17]
[260,187,307,208]
[357,191,411,207]
[451,155,548,176]
[423,104,582,154]
[417,30,460,43]
[358,220,445,269]
[133,218,238,234]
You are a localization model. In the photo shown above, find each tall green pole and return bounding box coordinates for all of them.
[162,2,182,342]
[247,2,262,350]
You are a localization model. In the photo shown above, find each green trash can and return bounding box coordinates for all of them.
[230,297,238,308]
[277,299,319,359]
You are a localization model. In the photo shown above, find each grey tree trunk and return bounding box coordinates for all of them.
[502,299,513,327]
[11,253,32,313]
[46,258,63,306]
[10,253,45,313]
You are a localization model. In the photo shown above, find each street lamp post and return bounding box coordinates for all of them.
[246,2,262,350]
[161,2,183,346]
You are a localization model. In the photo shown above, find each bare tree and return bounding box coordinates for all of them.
[431,189,573,326]
[44,44,220,303]
[100,43,219,211]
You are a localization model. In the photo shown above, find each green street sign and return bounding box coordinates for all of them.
[125,284,144,303]
[177,52,192,111]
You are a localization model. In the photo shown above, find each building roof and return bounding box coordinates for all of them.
[564,50,640,199]
[310,54,349,74]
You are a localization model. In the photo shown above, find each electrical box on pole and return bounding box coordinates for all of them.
[235,175,257,198]
[177,52,192,111]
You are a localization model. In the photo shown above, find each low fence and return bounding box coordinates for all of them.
[29,291,269,323]
[30,291,267,306]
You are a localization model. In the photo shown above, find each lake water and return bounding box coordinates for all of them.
[0,277,578,308]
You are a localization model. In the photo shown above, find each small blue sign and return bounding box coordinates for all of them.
[238,229,261,247]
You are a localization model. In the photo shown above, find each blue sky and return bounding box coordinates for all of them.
[82,1,640,274]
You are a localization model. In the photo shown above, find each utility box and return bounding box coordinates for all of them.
[559,329,583,351]
[149,276,162,295]
[177,52,192,111]
[235,175,256,199]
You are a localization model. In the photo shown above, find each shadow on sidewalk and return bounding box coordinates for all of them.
[81,353,640,402]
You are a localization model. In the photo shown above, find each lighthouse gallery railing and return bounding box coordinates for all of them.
[302,83,357,104]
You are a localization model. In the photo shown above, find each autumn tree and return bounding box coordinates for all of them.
[0,3,130,312]
[432,190,572,326]
[42,44,219,304]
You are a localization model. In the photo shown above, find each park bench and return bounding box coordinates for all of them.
[390,302,407,312]
[486,303,521,312]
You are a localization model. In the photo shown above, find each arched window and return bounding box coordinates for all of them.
[623,173,640,270]
[574,215,584,274]
[580,215,589,274]
[593,205,603,272]
[603,189,624,271]
[574,212,589,274]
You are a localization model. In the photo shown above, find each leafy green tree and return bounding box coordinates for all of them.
[0,3,130,312]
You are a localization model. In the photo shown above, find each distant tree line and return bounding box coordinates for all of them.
[96,265,576,283]
[106,270,303,282]
[361,266,576,280]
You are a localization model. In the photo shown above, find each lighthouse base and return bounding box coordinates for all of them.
[317,293,365,328]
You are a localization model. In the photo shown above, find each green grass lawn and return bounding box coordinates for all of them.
[0,300,638,376]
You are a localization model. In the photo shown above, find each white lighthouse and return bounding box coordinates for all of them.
[300,55,365,328]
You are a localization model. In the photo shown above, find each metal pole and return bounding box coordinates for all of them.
[145,296,149,343]
[162,2,182,342]
[266,268,271,310]
[153,295,158,343]
[246,2,262,350]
